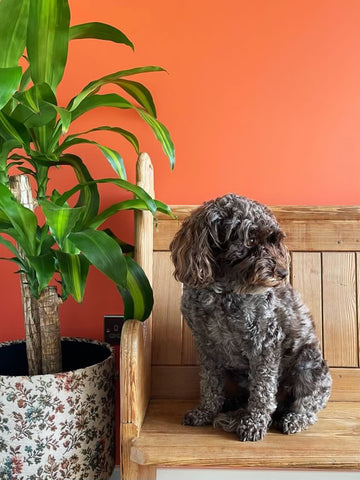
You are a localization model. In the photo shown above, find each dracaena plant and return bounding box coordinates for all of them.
[0,0,175,375]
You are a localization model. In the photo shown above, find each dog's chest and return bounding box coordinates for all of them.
[182,288,273,368]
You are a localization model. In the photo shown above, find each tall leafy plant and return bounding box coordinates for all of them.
[0,0,175,375]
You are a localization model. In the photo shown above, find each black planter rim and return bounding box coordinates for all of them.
[0,337,114,378]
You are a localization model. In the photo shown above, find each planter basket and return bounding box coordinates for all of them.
[0,338,115,480]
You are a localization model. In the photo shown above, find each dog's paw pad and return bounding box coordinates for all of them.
[183,408,214,426]
[280,412,317,434]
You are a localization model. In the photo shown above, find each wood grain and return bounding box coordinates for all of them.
[158,205,360,222]
[291,252,323,348]
[120,153,155,480]
[131,400,360,469]
[151,366,360,402]
[357,253,360,367]
[152,252,183,365]
[155,218,360,252]
[322,253,358,367]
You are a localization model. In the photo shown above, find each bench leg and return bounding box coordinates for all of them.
[138,465,157,479]
[121,462,156,480]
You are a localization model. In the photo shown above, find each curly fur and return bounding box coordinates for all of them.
[170,194,331,441]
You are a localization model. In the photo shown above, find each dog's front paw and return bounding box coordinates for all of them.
[235,412,270,442]
[279,412,317,434]
[183,408,215,426]
[213,408,247,433]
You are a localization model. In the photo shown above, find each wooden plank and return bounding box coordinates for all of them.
[151,366,200,399]
[158,205,360,222]
[155,218,360,252]
[131,400,360,469]
[155,206,360,251]
[120,154,155,480]
[331,368,360,402]
[152,252,183,365]
[151,366,360,402]
[121,424,157,480]
[357,253,360,367]
[322,253,358,367]
[121,321,153,479]
[291,252,323,349]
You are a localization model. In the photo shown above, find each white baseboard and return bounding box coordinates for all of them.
[158,470,360,480]
[111,466,360,480]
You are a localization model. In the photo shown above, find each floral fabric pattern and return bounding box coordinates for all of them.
[0,339,115,480]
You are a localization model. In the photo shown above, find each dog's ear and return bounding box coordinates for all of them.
[170,203,215,287]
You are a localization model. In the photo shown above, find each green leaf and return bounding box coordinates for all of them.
[0,234,19,257]
[0,0,29,68]
[0,139,22,184]
[19,66,32,91]
[28,253,56,295]
[114,79,157,117]
[56,251,89,302]
[12,102,57,129]
[117,255,153,321]
[13,84,58,156]
[58,126,139,154]
[0,67,22,109]
[68,66,165,111]
[37,225,56,254]
[47,104,71,134]
[0,183,37,256]
[70,93,132,121]
[88,199,174,229]
[69,22,134,49]
[15,82,56,113]
[0,111,28,145]
[39,199,85,248]
[56,137,127,179]
[56,177,157,219]
[88,199,152,229]
[57,154,100,227]
[68,229,127,287]
[27,0,70,91]
[97,145,126,179]
[136,108,175,169]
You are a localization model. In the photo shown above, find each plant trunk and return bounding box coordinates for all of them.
[9,175,62,375]
[38,285,62,374]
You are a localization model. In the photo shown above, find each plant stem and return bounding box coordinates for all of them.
[9,175,42,375]
[9,174,62,375]
[38,285,62,374]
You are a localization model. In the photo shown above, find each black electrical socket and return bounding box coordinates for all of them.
[104,315,125,345]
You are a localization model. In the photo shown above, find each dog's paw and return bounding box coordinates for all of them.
[213,409,247,432]
[183,408,215,426]
[235,412,270,442]
[279,412,317,434]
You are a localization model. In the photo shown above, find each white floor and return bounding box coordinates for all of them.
[111,466,360,479]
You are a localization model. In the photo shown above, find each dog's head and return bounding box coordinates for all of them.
[170,194,289,294]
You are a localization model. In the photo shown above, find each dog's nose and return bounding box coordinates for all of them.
[276,268,288,279]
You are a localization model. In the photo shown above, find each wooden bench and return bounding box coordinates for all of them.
[120,154,360,479]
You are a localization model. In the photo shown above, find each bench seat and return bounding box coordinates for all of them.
[131,400,360,470]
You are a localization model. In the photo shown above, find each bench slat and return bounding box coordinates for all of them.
[131,400,360,470]
[151,366,360,402]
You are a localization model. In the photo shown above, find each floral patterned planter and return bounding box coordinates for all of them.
[0,338,115,480]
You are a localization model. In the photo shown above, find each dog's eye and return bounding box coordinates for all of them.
[245,238,255,248]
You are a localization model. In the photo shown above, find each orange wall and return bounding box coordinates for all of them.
[1,0,360,342]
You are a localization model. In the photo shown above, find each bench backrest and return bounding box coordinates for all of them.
[151,206,360,402]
